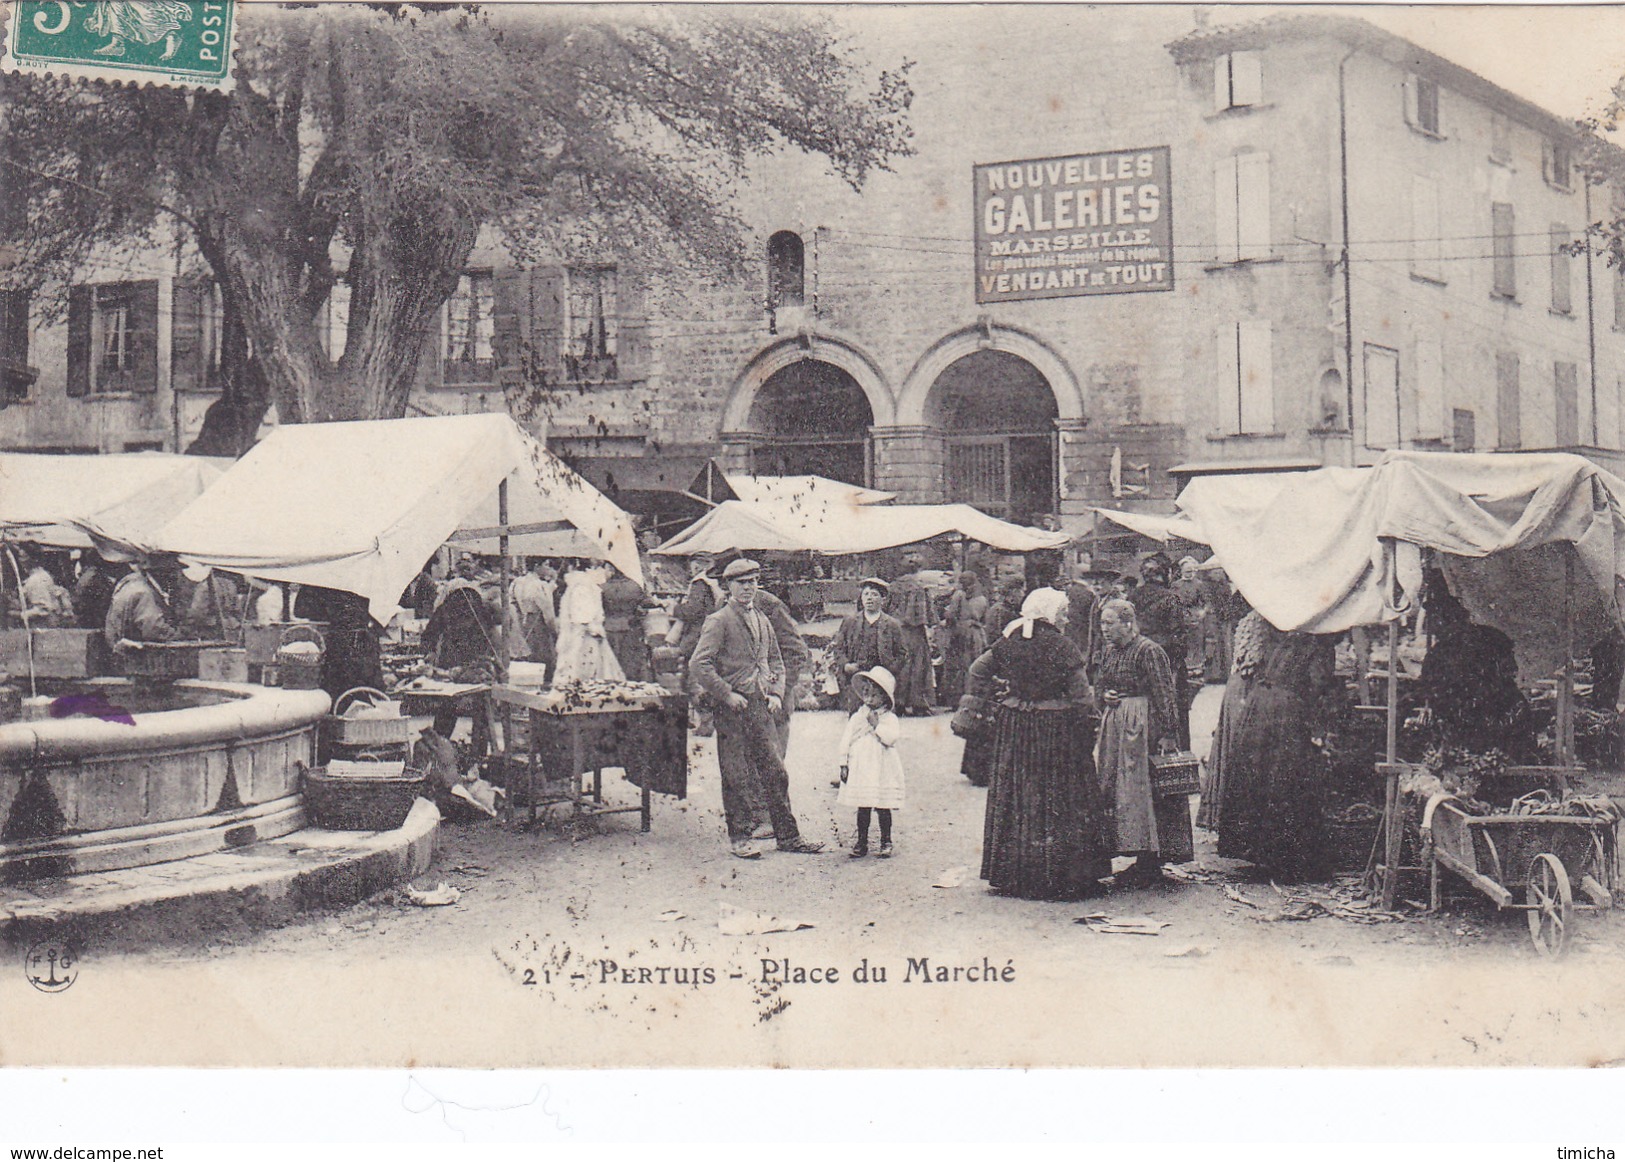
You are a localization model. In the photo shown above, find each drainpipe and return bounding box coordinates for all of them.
[1338,47,1358,465]
[1585,178,1599,444]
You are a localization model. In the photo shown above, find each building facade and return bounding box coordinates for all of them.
[6,9,1624,532]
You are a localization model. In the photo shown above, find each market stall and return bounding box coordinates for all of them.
[1179,451,1624,951]
[1,452,229,683]
[146,414,674,835]
[490,681,687,833]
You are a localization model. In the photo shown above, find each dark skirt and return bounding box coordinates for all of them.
[961,731,994,786]
[894,625,936,710]
[980,703,1110,900]
[1216,681,1326,881]
[1197,671,1253,830]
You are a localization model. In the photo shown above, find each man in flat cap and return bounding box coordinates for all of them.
[690,558,825,859]
[831,577,905,713]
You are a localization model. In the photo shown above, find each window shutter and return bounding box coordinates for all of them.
[1214,155,1239,263]
[491,267,529,389]
[1216,323,1240,433]
[66,284,91,397]
[1363,345,1401,448]
[1551,224,1572,314]
[1492,203,1516,298]
[1615,265,1625,331]
[1236,152,1271,260]
[1542,142,1555,186]
[1496,352,1521,448]
[1554,361,1579,445]
[530,266,566,382]
[1238,319,1273,433]
[1403,78,1418,127]
[1231,51,1262,107]
[1213,54,1231,111]
[170,278,206,395]
[129,280,159,392]
[616,270,647,376]
[1414,335,1444,440]
[1410,175,1441,281]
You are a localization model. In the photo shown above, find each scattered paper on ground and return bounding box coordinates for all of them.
[1163,943,1213,958]
[657,910,685,922]
[1076,914,1169,936]
[405,882,461,907]
[719,904,814,936]
[932,866,968,889]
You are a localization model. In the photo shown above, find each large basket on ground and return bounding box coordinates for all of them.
[302,760,424,831]
[274,624,325,690]
[324,686,411,746]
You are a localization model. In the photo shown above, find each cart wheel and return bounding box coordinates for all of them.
[1526,853,1574,959]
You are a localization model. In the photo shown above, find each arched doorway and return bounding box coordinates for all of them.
[746,358,873,484]
[925,349,1058,524]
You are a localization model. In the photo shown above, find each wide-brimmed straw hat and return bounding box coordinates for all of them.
[853,666,896,708]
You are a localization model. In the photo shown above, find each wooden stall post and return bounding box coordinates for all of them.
[1559,550,1576,768]
[1380,615,1403,910]
[498,478,511,688]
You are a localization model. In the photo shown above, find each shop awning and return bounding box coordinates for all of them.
[0,451,227,552]
[654,498,1070,556]
[1177,451,1625,681]
[151,414,641,620]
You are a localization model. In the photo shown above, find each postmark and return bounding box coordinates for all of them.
[2,0,236,92]
[23,939,79,994]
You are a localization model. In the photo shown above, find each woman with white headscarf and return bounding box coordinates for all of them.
[965,587,1109,900]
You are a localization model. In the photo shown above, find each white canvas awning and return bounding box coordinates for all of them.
[655,498,1070,556]
[0,451,227,551]
[151,414,641,620]
[1177,451,1625,681]
[1086,506,1208,545]
[721,474,896,508]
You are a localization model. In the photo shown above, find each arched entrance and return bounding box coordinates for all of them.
[745,359,874,484]
[925,349,1058,524]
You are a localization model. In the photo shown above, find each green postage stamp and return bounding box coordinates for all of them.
[2,0,236,91]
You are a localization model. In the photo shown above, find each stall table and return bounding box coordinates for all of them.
[397,679,494,759]
[490,684,688,834]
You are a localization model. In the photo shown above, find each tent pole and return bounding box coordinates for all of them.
[498,478,510,688]
[1561,550,1575,768]
[1380,614,1402,910]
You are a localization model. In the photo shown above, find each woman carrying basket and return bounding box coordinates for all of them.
[1095,598,1192,886]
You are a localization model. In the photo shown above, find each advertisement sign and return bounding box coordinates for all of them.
[974,146,1173,303]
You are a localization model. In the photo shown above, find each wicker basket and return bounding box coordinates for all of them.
[303,764,424,831]
[274,624,325,690]
[325,686,411,746]
[1150,751,1201,796]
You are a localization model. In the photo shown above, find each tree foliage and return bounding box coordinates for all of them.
[1,3,913,449]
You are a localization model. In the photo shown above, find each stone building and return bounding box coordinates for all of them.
[5,9,1624,534]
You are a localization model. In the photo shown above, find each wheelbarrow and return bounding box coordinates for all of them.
[1424,796,1616,958]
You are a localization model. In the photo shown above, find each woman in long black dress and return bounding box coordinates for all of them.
[969,588,1109,900]
[1217,626,1337,881]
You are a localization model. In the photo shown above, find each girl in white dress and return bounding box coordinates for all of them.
[552,562,625,685]
[837,666,906,858]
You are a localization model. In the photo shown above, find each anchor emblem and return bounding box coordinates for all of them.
[25,940,79,993]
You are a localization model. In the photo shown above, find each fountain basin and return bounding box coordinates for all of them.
[0,679,330,881]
